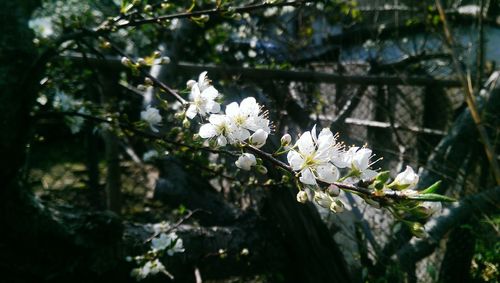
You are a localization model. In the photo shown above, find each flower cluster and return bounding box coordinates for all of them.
[186,72,270,171]
[286,125,377,186]
[129,231,184,281]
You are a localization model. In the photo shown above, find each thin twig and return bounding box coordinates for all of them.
[116,1,307,28]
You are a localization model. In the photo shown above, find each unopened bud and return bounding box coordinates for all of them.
[410,222,427,238]
[296,191,308,203]
[144,77,153,86]
[240,248,249,256]
[257,165,268,174]
[137,84,147,91]
[326,184,340,197]
[153,51,161,58]
[143,4,152,12]
[249,129,268,148]
[121,57,131,66]
[101,41,111,49]
[137,57,146,66]
[132,0,141,6]
[182,118,190,128]
[281,133,292,146]
[330,199,344,213]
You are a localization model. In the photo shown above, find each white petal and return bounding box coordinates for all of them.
[199,124,217,138]
[353,148,372,171]
[297,131,315,155]
[287,150,304,171]
[316,164,339,183]
[208,114,226,125]
[361,169,377,180]
[217,135,227,146]
[189,84,201,100]
[299,168,317,185]
[225,102,240,117]
[186,104,198,119]
[206,101,220,114]
[317,128,334,148]
[311,125,318,144]
[240,97,259,115]
[198,71,208,90]
[201,86,219,100]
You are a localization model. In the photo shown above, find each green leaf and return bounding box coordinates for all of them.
[375,171,390,183]
[409,193,456,202]
[421,181,442,194]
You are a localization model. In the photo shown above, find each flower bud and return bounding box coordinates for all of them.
[137,57,146,66]
[235,153,256,171]
[121,57,131,66]
[326,184,340,197]
[410,222,427,238]
[153,51,161,58]
[144,77,153,86]
[296,191,308,203]
[257,165,268,174]
[415,201,442,218]
[250,129,268,148]
[143,4,152,12]
[280,133,292,146]
[392,165,419,190]
[330,199,344,213]
[182,118,190,128]
[314,191,332,209]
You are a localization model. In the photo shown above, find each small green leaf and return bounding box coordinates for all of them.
[421,181,442,194]
[409,193,456,202]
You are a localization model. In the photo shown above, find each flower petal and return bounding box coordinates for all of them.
[287,150,304,171]
[297,131,315,156]
[186,104,198,119]
[199,124,217,138]
[299,168,317,185]
[316,164,339,183]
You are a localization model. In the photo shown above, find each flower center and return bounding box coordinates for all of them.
[234,115,246,126]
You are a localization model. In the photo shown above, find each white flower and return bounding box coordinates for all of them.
[393,165,419,189]
[249,129,268,148]
[287,125,340,185]
[151,232,184,255]
[145,259,166,276]
[296,190,308,203]
[338,146,377,180]
[168,237,185,256]
[199,97,270,146]
[185,83,220,119]
[225,97,270,138]
[141,106,162,132]
[199,114,232,146]
[235,153,257,171]
[151,233,170,251]
[28,17,54,38]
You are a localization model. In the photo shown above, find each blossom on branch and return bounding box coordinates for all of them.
[186,72,221,119]
[287,125,340,185]
[235,153,257,171]
[141,106,162,132]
